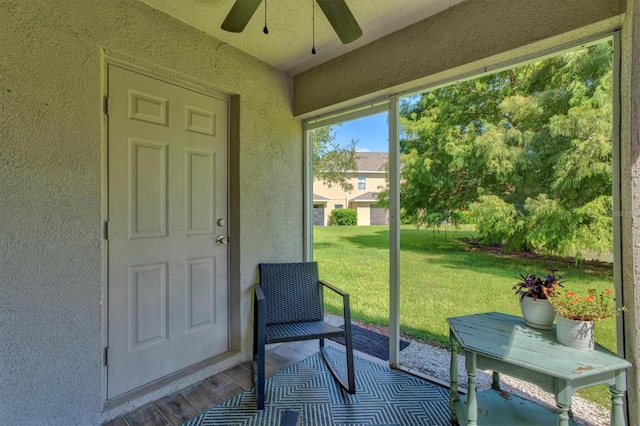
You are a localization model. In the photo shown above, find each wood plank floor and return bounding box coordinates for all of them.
[103,341,319,426]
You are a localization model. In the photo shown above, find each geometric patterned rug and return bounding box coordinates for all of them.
[182,346,451,425]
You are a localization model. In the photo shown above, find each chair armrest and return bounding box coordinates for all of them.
[319,280,348,297]
[319,280,352,325]
[254,283,265,303]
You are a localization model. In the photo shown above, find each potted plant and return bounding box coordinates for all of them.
[544,287,624,350]
[513,269,563,330]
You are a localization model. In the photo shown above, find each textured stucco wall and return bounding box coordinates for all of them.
[0,0,301,424]
[294,0,625,117]
[621,0,640,423]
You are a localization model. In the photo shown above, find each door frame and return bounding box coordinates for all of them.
[100,51,237,409]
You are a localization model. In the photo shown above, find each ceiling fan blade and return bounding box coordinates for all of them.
[316,0,363,44]
[221,0,263,32]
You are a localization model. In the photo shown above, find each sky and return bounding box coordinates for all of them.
[332,112,389,153]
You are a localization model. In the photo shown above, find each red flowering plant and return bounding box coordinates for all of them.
[543,287,625,321]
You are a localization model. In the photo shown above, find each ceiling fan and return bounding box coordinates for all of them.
[221,0,363,45]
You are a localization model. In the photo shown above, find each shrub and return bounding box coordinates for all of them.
[330,208,357,226]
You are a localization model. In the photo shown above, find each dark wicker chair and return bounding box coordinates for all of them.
[253,261,356,410]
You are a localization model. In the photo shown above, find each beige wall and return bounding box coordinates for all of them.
[0,0,301,423]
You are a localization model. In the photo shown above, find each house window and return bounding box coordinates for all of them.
[358,175,366,190]
[335,204,343,209]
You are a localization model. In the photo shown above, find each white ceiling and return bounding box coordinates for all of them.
[140,0,465,76]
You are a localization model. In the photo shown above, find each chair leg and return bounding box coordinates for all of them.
[253,290,266,410]
[344,328,356,394]
[254,341,265,410]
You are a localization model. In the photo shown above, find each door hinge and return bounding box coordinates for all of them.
[104,221,109,240]
[104,347,109,366]
[104,96,110,116]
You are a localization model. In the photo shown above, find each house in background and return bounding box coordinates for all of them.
[2,0,640,424]
[313,152,389,226]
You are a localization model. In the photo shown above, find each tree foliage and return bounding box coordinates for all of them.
[399,42,613,258]
[311,126,358,191]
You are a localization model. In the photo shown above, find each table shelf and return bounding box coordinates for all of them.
[452,389,577,426]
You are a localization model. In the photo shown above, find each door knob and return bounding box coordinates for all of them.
[216,235,228,246]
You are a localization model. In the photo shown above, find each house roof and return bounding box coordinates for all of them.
[350,191,379,202]
[313,193,330,201]
[355,152,387,172]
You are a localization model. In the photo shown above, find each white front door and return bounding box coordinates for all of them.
[107,65,229,398]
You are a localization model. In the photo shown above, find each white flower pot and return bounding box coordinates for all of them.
[519,296,556,330]
[556,315,595,351]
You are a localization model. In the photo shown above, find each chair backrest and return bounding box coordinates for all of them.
[259,262,324,325]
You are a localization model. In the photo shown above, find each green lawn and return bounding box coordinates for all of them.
[314,225,617,408]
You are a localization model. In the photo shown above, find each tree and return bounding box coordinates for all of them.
[398,41,613,258]
[311,126,358,192]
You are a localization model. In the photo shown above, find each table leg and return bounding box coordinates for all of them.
[449,330,459,424]
[610,369,627,426]
[491,371,500,390]
[465,352,477,426]
[556,380,571,426]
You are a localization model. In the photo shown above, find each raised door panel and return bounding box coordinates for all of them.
[185,149,215,235]
[186,257,215,331]
[129,90,168,125]
[129,263,168,349]
[129,139,168,239]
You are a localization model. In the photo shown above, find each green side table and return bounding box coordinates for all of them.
[447,312,631,426]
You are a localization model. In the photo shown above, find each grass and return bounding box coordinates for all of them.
[314,225,618,408]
